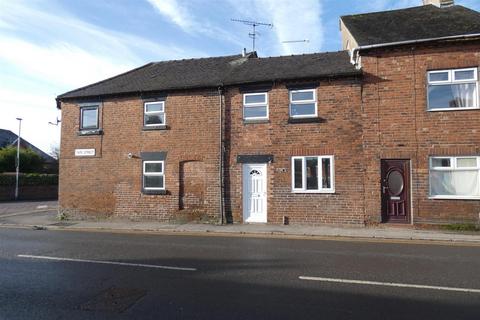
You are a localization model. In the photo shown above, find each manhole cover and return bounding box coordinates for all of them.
[81,287,146,313]
[49,222,78,227]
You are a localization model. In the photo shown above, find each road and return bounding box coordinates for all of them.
[0,228,479,319]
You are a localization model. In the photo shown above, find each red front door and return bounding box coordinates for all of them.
[381,159,410,223]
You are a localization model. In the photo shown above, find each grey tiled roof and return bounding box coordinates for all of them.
[57,51,360,100]
[0,129,17,148]
[341,5,480,47]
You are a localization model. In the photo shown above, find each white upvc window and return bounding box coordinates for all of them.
[427,67,479,111]
[289,89,317,118]
[80,105,99,130]
[429,156,480,199]
[243,92,268,120]
[143,160,165,190]
[144,101,165,126]
[291,156,334,193]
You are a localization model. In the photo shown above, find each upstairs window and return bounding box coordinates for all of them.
[289,89,317,118]
[292,156,334,193]
[144,101,165,126]
[80,105,99,130]
[143,160,165,190]
[243,92,268,120]
[427,68,478,111]
[430,156,480,199]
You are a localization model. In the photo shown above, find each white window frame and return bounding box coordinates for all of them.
[429,156,480,200]
[427,67,479,111]
[243,92,269,120]
[80,105,99,130]
[143,160,165,190]
[144,101,166,126]
[291,155,335,193]
[289,88,318,118]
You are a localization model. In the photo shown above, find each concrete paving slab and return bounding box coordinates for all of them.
[0,200,58,215]
[0,203,479,243]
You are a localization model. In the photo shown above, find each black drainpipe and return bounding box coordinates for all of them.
[218,86,225,224]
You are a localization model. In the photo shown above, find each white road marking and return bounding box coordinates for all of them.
[18,254,197,271]
[36,205,48,209]
[299,276,480,294]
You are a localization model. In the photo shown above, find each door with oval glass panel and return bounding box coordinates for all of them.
[242,164,267,223]
[381,159,410,223]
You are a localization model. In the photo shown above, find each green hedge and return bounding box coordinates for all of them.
[0,173,58,186]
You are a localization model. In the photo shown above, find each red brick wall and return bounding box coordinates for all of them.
[59,89,222,221]
[361,40,480,224]
[224,79,365,225]
[0,185,58,201]
[60,40,480,226]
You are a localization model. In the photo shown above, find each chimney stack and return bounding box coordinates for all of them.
[423,0,454,7]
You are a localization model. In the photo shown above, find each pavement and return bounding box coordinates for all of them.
[1,200,480,243]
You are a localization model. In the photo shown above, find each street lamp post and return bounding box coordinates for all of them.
[15,117,22,201]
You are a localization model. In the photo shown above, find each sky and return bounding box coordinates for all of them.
[1,0,480,154]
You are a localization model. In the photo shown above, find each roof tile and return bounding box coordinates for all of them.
[57,51,360,100]
[341,5,480,47]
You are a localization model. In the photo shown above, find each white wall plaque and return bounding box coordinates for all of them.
[75,148,95,157]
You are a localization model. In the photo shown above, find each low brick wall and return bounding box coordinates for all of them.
[0,173,58,201]
[0,185,58,201]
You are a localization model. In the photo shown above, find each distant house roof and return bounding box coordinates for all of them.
[341,5,480,47]
[0,129,17,148]
[0,129,56,163]
[57,51,361,101]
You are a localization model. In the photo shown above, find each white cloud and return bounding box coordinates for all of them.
[264,0,323,55]
[146,0,194,32]
[0,0,208,153]
[146,0,244,47]
[0,36,135,89]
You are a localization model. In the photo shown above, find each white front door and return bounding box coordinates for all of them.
[243,164,267,223]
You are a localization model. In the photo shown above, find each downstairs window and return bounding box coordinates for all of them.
[429,156,480,199]
[143,160,165,190]
[292,156,334,193]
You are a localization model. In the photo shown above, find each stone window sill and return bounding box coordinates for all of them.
[142,189,168,195]
[288,117,325,124]
[77,129,103,136]
[143,125,168,131]
[243,119,270,125]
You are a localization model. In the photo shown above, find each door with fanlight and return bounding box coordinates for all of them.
[381,159,410,223]
[242,164,267,223]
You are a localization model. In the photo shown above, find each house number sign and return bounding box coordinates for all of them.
[75,148,95,157]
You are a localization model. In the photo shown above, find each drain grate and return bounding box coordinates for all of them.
[81,287,146,313]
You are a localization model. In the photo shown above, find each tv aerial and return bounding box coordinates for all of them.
[231,19,273,52]
[282,39,310,44]
[48,117,61,126]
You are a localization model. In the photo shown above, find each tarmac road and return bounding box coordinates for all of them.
[0,227,479,319]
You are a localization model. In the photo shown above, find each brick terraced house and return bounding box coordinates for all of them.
[57,0,480,226]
